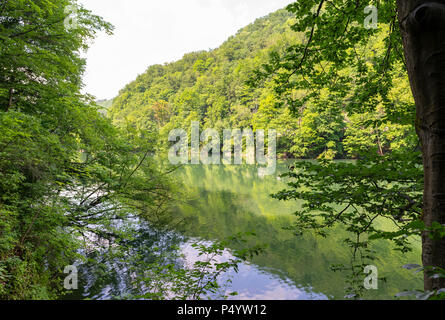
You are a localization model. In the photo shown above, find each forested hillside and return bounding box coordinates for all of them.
[3,0,443,301]
[109,8,416,160]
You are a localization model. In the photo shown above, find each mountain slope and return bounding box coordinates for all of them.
[109,7,414,160]
[109,9,303,156]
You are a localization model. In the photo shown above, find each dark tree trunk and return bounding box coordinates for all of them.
[7,88,13,111]
[397,0,445,291]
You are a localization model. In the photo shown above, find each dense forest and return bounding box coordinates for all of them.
[1,0,445,301]
[109,9,416,161]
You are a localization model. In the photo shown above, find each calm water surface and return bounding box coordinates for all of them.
[67,162,422,300]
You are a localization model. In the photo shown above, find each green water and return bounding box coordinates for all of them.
[170,161,423,299]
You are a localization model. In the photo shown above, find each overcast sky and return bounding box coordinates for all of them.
[78,0,295,100]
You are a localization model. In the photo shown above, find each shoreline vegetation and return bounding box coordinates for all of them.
[1,0,441,300]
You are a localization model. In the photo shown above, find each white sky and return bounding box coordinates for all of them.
[78,0,295,100]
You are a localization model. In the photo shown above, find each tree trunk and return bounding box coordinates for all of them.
[7,88,13,111]
[397,0,445,291]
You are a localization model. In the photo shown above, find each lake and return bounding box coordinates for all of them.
[66,161,423,300]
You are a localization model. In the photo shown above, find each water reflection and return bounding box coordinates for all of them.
[180,240,329,300]
[65,162,422,300]
[65,220,325,300]
[171,162,423,299]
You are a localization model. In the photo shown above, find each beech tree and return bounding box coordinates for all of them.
[397,0,445,292]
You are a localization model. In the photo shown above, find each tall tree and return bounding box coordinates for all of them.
[397,0,445,291]
[0,0,172,299]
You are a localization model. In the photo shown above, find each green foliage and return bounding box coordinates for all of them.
[110,6,416,164]
[248,1,433,298]
[107,2,429,298]
[109,9,306,158]
[0,0,435,300]
[273,152,423,297]
[0,0,173,299]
